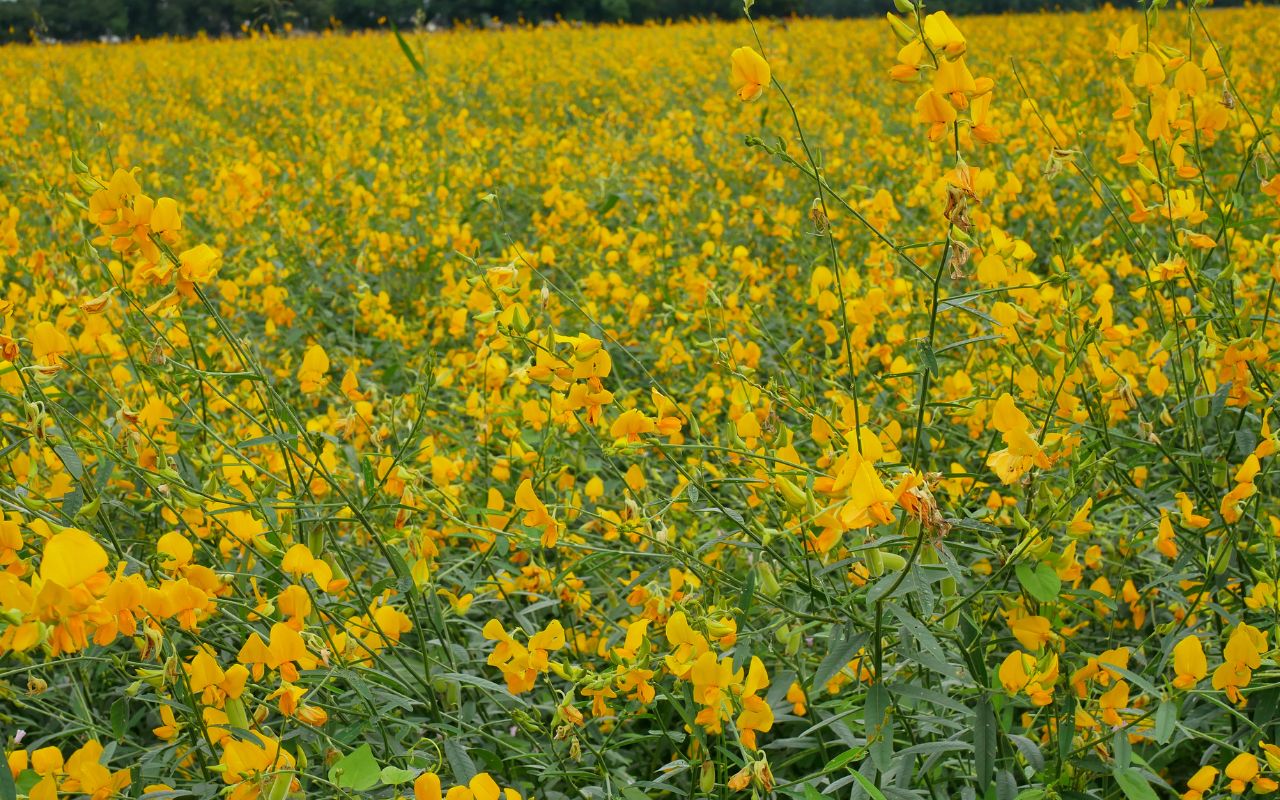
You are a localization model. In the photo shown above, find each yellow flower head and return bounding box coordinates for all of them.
[731,47,771,102]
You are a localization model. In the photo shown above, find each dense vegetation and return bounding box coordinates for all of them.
[3,2,1280,800]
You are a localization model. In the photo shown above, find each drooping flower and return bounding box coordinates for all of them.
[1172,635,1207,689]
[730,47,771,102]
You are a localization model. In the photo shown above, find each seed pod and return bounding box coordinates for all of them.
[940,574,957,598]
[785,628,802,657]
[1180,350,1195,378]
[699,761,716,794]
[225,697,250,730]
[886,13,917,44]
[865,546,885,577]
[1193,396,1209,418]
[266,773,292,800]
[757,561,782,598]
[76,497,102,519]
[775,476,807,509]
[1012,508,1031,531]
[75,172,101,193]
[252,535,282,557]
[1212,461,1228,488]
[880,551,907,571]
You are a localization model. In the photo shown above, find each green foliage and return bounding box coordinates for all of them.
[2,0,1268,43]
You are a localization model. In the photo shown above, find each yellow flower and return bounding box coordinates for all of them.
[1097,679,1129,726]
[1172,635,1207,689]
[1224,753,1278,794]
[220,733,294,791]
[1183,766,1218,800]
[40,528,108,589]
[177,243,222,284]
[1213,623,1267,706]
[297,344,330,394]
[998,650,1057,706]
[736,656,774,750]
[1010,615,1051,651]
[514,479,559,548]
[30,321,72,366]
[416,773,444,800]
[152,705,181,741]
[922,11,966,57]
[1133,52,1166,88]
[156,531,194,569]
[915,89,957,142]
[731,47,770,102]
[986,394,1050,484]
[610,408,656,442]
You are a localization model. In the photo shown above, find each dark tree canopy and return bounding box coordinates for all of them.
[0,0,1265,43]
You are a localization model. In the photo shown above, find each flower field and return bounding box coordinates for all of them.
[2,3,1280,798]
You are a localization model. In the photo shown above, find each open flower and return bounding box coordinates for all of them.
[731,47,771,102]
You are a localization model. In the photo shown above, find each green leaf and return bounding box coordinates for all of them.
[53,444,84,479]
[1099,663,1161,700]
[1058,693,1076,766]
[1007,734,1044,774]
[823,747,865,774]
[849,770,890,800]
[974,696,997,789]
[438,672,528,706]
[0,758,16,800]
[1112,730,1132,770]
[1015,562,1061,602]
[738,564,756,617]
[1114,768,1159,800]
[594,193,621,215]
[380,766,418,785]
[61,486,84,518]
[886,603,958,679]
[444,739,476,783]
[813,624,863,690]
[936,334,1004,354]
[996,771,1018,800]
[14,771,38,794]
[111,697,128,740]
[865,683,893,769]
[328,744,380,791]
[392,23,426,76]
[914,338,938,375]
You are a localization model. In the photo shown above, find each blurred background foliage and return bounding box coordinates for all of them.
[0,0,1268,43]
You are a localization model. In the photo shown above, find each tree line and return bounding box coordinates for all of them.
[0,0,1265,44]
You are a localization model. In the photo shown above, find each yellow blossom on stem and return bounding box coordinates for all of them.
[730,47,770,103]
